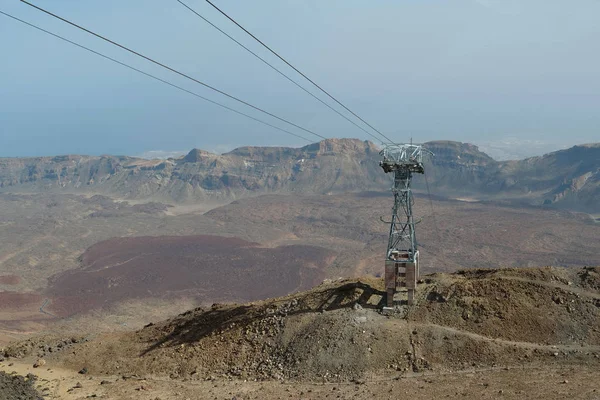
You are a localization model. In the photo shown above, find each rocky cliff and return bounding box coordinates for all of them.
[417,141,600,212]
[0,138,598,212]
[0,139,385,203]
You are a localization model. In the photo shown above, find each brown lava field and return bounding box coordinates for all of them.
[45,235,335,317]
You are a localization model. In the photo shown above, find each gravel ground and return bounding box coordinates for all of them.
[0,371,42,400]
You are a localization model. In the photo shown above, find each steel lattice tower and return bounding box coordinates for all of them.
[379,144,428,307]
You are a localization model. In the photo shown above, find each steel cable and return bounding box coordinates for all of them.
[0,10,312,143]
[20,0,328,141]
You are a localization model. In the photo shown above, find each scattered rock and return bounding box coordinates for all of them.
[0,371,43,400]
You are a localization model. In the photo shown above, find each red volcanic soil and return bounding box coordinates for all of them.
[0,275,21,285]
[0,292,42,310]
[46,235,335,317]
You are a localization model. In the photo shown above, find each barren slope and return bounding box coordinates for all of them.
[1,191,598,340]
[0,193,284,292]
[10,266,597,384]
[206,192,600,274]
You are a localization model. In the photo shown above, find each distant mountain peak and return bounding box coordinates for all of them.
[301,138,378,155]
[183,149,217,163]
[424,140,496,164]
[578,143,600,149]
[0,138,598,212]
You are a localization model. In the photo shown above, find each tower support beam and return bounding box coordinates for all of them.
[380,144,428,307]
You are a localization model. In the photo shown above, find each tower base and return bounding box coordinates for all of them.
[384,252,419,307]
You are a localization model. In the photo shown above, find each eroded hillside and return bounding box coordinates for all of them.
[6,266,598,384]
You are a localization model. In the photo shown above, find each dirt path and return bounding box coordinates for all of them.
[86,253,152,271]
[39,299,57,318]
[2,359,600,400]
[496,275,600,300]
[416,322,600,353]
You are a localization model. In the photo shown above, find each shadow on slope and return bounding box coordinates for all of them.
[140,280,387,355]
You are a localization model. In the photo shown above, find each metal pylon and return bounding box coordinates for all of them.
[379,144,429,307]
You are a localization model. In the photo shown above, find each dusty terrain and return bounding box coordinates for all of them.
[206,192,600,274]
[46,235,334,317]
[0,190,598,345]
[1,362,599,400]
[0,193,284,292]
[0,152,598,400]
[1,266,599,399]
[2,190,596,293]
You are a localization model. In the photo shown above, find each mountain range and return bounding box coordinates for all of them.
[0,138,598,212]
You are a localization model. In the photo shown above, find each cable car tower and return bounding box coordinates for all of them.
[380,143,429,307]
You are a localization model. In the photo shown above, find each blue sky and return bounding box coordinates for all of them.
[1,0,599,158]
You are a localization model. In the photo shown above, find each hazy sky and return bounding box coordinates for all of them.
[1,0,599,158]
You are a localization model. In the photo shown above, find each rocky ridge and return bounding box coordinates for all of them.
[0,138,599,212]
[0,139,383,203]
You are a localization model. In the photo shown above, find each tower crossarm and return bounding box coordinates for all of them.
[379,144,428,174]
